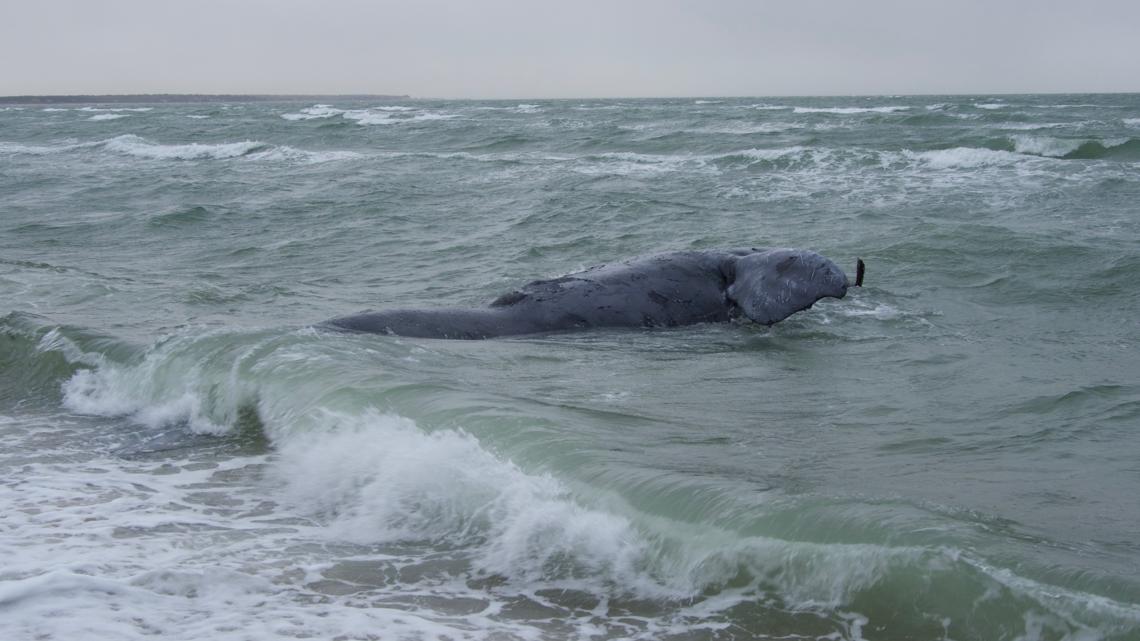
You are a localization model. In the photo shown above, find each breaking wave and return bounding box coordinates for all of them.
[1010,135,1140,160]
[793,106,910,114]
[0,135,360,163]
[0,319,1132,640]
[102,135,269,160]
[281,104,458,125]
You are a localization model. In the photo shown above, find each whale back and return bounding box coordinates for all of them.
[324,248,853,339]
[490,251,735,330]
[726,249,849,326]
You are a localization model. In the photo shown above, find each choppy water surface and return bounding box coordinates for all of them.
[1,95,1139,640]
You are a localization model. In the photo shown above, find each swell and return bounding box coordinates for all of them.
[1060,137,1140,160]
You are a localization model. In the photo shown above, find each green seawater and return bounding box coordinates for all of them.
[1,95,1138,640]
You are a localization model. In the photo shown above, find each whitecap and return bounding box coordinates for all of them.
[280,104,343,121]
[995,122,1068,130]
[246,146,362,164]
[904,147,1028,169]
[406,112,460,122]
[1010,135,1082,158]
[348,110,459,125]
[78,107,152,112]
[571,151,712,176]
[282,104,457,125]
[101,135,263,161]
[687,122,805,135]
[974,102,1007,110]
[793,106,909,114]
[88,114,128,121]
[728,146,813,162]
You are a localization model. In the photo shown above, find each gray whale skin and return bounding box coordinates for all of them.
[323,247,861,339]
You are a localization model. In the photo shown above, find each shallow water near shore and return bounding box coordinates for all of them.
[2,95,1139,640]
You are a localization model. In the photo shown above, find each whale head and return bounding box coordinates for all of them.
[727,249,851,326]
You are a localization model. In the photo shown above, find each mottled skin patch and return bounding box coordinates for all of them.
[324,248,854,339]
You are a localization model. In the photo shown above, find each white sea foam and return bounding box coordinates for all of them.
[343,111,396,125]
[101,134,264,160]
[279,104,341,121]
[185,115,210,119]
[347,110,458,125]
[731,146,813,161]
[0,135,355,163]
[275,413,656,586]
[570,151,714,176]
[64,366,229,433]
[793,106,909,114]
[281,104,456,125]
[1010,135,1082,157]
[88,113,128,121]
[469,104,541,114]
[247,146,362,163]
[1124,118,1140,127]
[995,122,1068,130]
[687,122,805,135]
[269,410,936,610]
[904,147,1028,169]
[974,102,1008,110]
[78,107,153,112]
[567,145,867,177]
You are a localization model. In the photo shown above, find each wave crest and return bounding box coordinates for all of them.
[281,104,458,125]
[102,135,265,160]
[1011,135,1140,160]
[0,135,359,163]
[793,106,909,114]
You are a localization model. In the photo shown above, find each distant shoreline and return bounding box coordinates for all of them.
[0,94,411,105]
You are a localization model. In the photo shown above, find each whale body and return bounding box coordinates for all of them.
[324,247,861,339]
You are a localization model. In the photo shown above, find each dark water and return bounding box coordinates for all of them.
[1,95,1138,640]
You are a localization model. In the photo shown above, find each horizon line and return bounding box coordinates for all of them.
[2,90,1139,104]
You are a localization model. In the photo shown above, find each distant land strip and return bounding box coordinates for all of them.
[0,94,411,105]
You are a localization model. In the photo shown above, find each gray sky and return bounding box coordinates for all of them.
[2,0,1137,98]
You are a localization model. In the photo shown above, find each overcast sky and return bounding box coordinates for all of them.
[2,0,1137,98]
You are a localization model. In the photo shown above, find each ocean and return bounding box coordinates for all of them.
[1,95,1138,640]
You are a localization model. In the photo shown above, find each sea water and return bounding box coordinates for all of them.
[1,95,1139,640]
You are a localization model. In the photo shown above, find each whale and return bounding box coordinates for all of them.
[323,247,864,339]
